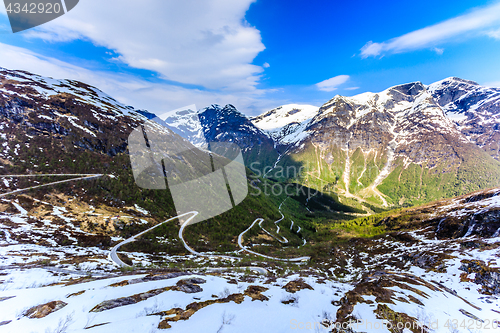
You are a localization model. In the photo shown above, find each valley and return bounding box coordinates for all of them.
[0,68,499,332]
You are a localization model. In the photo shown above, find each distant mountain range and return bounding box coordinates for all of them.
[1,67,499,208]
[163,104,279,169]
[164,77,500,207]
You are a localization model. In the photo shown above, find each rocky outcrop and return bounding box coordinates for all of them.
[156,285,268,329]
[243,285,269,301]
[108,272,192,287]
[91,278,205,312]
[460,260,500,295]
[156,293,245,329]
[175,278,205,293]
[436,209,500,239]
[282,279,313,293]
[25,300,67,319]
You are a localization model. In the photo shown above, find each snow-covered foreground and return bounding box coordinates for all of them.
[0,243,499,333]
[1,229,499,333]
[0,269,350,333]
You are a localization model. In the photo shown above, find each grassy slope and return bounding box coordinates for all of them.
[378,147,500,206]
[262,139,500,209]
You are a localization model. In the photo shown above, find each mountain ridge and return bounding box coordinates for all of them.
[1,66,499,208]
[106,74,500,208]
[270,78,500,207]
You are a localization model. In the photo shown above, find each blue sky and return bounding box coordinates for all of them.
[1,0,500,115]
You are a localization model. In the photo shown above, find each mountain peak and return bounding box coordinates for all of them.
[202,104,242,116]
[446,77,479,85]
[428,77,479,92]
[251,104,319,146]
[203,104,223,111]
[387,81,425,96]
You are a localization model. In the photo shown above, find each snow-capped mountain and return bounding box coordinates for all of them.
[303,81,468,165]
[251,104,319,147]
[162,107,207,147]
[250,79,500,161]
[198,105,273,151]
[153,77,500,207]
[161,104,279,170]
[162,104,273,149]
[2,66,499,207]
[0,67,153,159]
[427,77,500,161]
[252,79,500,207]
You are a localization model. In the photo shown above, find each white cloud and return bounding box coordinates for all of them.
[345,87,360,91]
[21,0,265,92]
[263,62,270,68]
[316,75,350,92]
[486,29,500,39]
[0,42,280,115]
[361,2,500,58]
[361,42,384,58]
[432,47,444,55]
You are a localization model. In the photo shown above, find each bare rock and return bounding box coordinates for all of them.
[460,259,500,294]
[25,301,67,319]
[175,279,203,293]
[283,279,314,293]
[90,287,169,312]
[244,285,269,301]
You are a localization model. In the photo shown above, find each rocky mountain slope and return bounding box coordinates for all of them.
[428,77,500,161]
[0,67,150,175]
[251,104,319,148]
[163,104,278,171]
[253,79,500,207]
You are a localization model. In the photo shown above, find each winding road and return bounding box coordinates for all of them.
[237,218,310,262]
[0,174,103,198]
[110,211,202,267]
[0,172,310,267]
[110,200,310,267]
[177,212,244,260]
